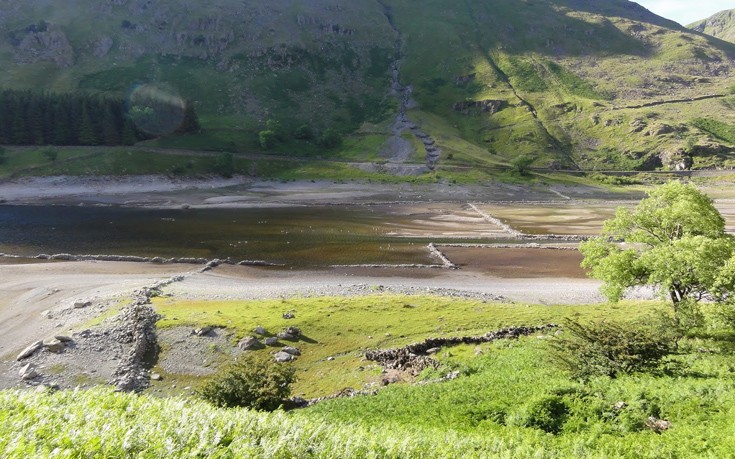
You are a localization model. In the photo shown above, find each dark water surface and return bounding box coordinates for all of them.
[0,205,498,267]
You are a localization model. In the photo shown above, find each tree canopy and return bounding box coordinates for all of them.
[580,181,735,325]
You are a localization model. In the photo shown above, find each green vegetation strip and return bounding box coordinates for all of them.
[154,295,664,397]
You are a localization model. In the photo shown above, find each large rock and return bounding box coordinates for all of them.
[281,346,301,356]
[237,336,262,351]
[193,326,214,336]
[254,325,268,336]
[274,351,296,362]
[19,363,39,380]
[74,300,92,309]
[43,338,66,353]
[264,337,279,346]
[16,341,43,361]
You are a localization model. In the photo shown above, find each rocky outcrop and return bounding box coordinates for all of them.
[452,99,504,115]
[14,24,74,68]
[659,148,693,171]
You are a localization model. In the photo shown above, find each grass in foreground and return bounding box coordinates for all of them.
[2,329,735,458]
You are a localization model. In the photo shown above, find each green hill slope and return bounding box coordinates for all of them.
[689,9,735,43]
[1,0,735,172]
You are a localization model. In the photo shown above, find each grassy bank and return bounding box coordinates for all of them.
[2,329,735,458]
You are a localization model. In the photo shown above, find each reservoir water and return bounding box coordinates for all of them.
[0,204,509,267]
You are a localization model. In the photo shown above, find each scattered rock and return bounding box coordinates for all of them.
[264,337,279,346]
[381,371,402,386]
[237,336,262,351]
[17,341,43,361]
[277,332,295,340]
[193,326,214,336]
[281,346,301,356]
[425,347,441,355]
[254,326,268,336]
[445,370,460,380]
[74,300,92,309]
[275,351,296,362]
[150,373,163,381]
[613,401,627,411]
[647,123,675,137]
[646,416,671,433]
[54,335,74,343]
[326,356,335,361]
[42,338,66,353]
[282,312,295,319]
[284,326,301,337]
[19,363,39,380]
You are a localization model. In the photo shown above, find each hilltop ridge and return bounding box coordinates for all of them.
[1,0,735,173]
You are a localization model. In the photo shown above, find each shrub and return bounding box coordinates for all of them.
[41,147,58,162]
[319,129,343,148]
[509,154,536,176]
[550,318,676,380]
[211,152,234,178]
[196,354,295,410]
[259,130,277,150]
[518,395,569,434]
[294,124,313,140]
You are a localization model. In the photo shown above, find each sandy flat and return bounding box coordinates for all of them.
[0,261,198,360]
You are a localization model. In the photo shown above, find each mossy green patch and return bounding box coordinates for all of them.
[153,295,666,397]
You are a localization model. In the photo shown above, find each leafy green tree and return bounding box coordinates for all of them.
[580,181,735,326]
[175,99,201,134]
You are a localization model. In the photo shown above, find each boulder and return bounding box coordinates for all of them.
[281,346,301,356]
[646,416,671,433]
[16,341,43,361]
[276,332,295,340]
[282,312,295,319]
[275,351,296,362]
[264,337,279,346]
[54,335,74,343]
[254,325,268,336]
[150,373,163,381]
[647,124,675,137]
[74,300,92,309]
[43,338,66,353]
[237,336,262,351]
[425,347,441,355]
[19,363,38,380]
[193,326,214,336]
[284,326,301,337]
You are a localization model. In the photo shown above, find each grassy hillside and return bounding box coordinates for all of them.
[1,0,735,173]
[689,9,735,43]
[3,307,735,458]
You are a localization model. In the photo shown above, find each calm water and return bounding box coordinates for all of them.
[0,205,497,267]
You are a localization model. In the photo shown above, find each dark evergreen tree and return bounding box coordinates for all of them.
[175,99,201,134]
